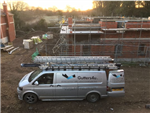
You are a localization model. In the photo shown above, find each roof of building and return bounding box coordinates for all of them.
[84,16,123,19]
[84,16,150,22]
[102,28,150,31]
[0,9,13,16]
[60,26,103,34]
[60,16,150,35]
[99,17,150,22]
[73,23,100,27]
[0,9,6,16]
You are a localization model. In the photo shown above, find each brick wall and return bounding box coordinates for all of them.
[66,19,150,58]
[86,18,93,22]
[1,24,7,37]
[1,16,6,23]
[71,45,81,56]
[68,40,149,58]
[100,32,122,38]
[1,15,16,42]
[1,2,16,43]
[99,31,150,38]
[125,21,150,28]
[124,31,150,38]
[68,17,72,28]
[99,21,117,29]
[91,45,100,55]
[0,26,3,39]
[9,15,14,22]
[9,23,16,42]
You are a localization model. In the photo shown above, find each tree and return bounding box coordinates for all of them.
[119,1,136,16]
[8,1,28,11]
[92,1,121,16]
[7,1,29,30]
[92,1,150,17]
[135,1,150,17]
[65,5,72,12]
[34,19,47,31]
[57,10,63,16]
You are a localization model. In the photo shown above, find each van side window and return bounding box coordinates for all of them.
[37,73,54,84]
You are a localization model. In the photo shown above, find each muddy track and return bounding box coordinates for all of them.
[1,38,150,113]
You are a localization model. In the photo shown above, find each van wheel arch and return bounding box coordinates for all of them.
[86,92,100,103]
[23,93,39,104]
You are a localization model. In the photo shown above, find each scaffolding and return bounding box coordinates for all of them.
[42,16,150,65]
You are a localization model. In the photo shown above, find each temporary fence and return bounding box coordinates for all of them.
[37,43,150,65]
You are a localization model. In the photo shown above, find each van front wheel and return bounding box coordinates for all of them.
[86,93,100,103]
[24,93,38,104]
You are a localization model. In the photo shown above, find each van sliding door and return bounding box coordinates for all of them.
[55,72,78,99]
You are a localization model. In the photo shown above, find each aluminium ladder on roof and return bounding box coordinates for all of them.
[38,63,119,70]
[22,56,120,70]
[21,62,120,70]
[33,56,114,64]
[32,56,119,70]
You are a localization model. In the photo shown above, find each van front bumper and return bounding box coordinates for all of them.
[107,91,125,97]
[17,87,23,100]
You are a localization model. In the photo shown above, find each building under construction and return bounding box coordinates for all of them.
[46,16,150,63]
[1,2,16,43]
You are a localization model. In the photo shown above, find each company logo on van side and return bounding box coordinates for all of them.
[62,74,97,80]
[78,76,97,80]
[113,74,122,78]
[62,74,76,79]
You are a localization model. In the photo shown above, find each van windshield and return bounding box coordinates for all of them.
[29,70,42,82]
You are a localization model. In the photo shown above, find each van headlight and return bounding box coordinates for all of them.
[18,87,23,91]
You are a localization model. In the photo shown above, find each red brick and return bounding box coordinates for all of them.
[125,21,150,28]
[68,17,72,28]
[1,2,16,42]
[99,21,117,29]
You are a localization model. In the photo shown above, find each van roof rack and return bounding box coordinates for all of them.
[43,63,120,70]
[21,56,121,70]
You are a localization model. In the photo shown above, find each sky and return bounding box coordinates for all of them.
[3,0,93,11]
[1,0,148,10]
[25,0,93,11]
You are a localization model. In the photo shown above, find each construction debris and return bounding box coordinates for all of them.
[1,45,14,52]
[23,39,34,49]
[8,47,19,54]
[1,44,19,54]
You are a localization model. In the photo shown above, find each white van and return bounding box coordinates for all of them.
[17,68,125,103]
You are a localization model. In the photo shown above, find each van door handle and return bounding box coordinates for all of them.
[57,85,61,87]
[50,85,53,87]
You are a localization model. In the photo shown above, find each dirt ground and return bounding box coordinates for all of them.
[1,37,150,113]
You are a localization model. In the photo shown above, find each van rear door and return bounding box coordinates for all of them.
[107,69,125,97]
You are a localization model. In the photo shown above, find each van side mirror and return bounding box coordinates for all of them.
[34,81,39,85]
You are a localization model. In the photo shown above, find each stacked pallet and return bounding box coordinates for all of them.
[1,45,19,54]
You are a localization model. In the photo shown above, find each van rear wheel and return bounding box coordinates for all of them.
[24,93,38,104]
[87,93,100,103]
